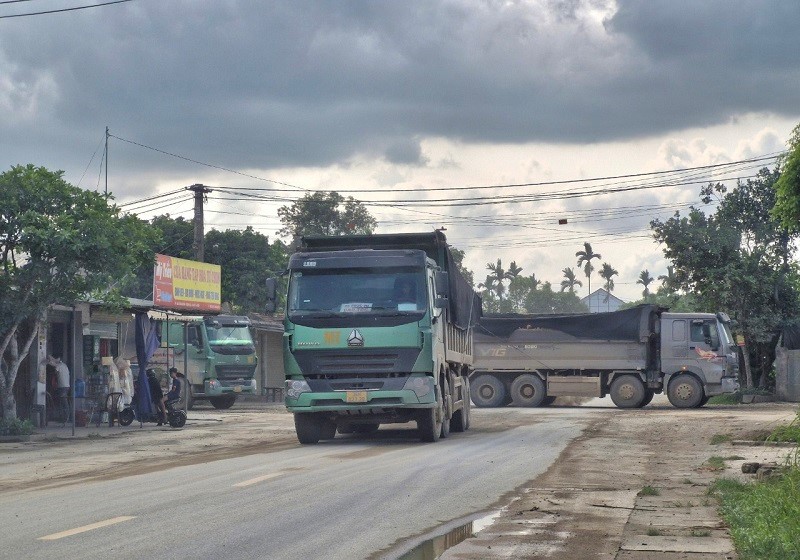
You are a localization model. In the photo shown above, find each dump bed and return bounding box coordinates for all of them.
[474,305,661,372]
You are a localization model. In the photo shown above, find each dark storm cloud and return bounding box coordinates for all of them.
[1,0,798,185]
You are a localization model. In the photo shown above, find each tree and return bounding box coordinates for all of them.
[575,242,602,297]
[524,282,589,314]
[0,165,157,419]
[637,269,654,297]
[657,265,680,294]
[772,122,800,231]
[651,168,800,388]
[598,263,619,311]
[506,273,540,313]
[122,214,194,300]
[560,267,583,293]
[449,247,474,287]
[205,227,289,313]
[277,191,377,240]
[486,259,512,302]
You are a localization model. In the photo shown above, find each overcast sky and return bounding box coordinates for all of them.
[2,0,799,302]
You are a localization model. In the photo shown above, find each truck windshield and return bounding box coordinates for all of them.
[719,321,735,347]
[288,268,427,317]
[205,325,255,354]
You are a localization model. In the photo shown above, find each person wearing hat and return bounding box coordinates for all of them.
[162,367,184,421]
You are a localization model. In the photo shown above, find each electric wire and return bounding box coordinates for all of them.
[0,0,133,18]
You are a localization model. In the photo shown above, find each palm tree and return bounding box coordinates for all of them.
[599,262,619,311]
[560,267,583,293]
[485,258,523,301]
[575,242,602,300]
[658,266,679,294]
[637,269,654,297]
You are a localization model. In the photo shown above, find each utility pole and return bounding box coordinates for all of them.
[104,126,109,197]
[188,184,212,261]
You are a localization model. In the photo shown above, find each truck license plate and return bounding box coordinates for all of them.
[345,391,367,403]
[234,385,242,393]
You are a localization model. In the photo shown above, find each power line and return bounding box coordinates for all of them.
[0,0,133,19]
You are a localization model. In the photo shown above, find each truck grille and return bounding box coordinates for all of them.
[215,365,255,380]
[292,348,420,378]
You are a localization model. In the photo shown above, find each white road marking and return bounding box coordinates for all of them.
[233,472,287,488]
[38,516,136,541]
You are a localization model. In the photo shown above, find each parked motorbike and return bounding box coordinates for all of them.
[119,397,187,428]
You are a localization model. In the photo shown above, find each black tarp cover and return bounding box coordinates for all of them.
[478,304,661,342]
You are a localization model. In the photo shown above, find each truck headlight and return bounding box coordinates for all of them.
[286,379,311,399]
[403,376,433,398]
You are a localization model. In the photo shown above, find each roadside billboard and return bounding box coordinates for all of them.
[153,253,221,312]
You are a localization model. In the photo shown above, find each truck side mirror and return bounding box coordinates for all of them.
[434,271,449,297]
[265,278,277,313]
[434,296,448,309]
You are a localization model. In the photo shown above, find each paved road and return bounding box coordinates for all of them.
[0,411,588,560]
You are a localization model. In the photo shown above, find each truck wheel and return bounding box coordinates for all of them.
[418,406,442,443]
[510,374,546,407]
[470,374,506,408]
[319,417,337,440]
[639,389,655,408]
[697,395,710,407]
[610,375,646,408]
[294,413,322,444]
[451,378,471,432]
[542,396,557,406]
[668,375,704,408]
[210,395,236,409]
[440,378,451,439]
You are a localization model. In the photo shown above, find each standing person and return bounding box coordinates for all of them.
[146,369,166,426]
[49,355,71,425]
[115,357,134,407]
[162,367,184,413]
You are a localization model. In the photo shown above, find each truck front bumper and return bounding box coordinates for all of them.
[286,376,437,412]
[704,377,740,396]
[205,378,257,397]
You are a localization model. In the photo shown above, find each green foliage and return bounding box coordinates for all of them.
[768,409,800,445]
[710,434,733,445]
[712,471,800,559]
[651,168,800,387]
[0,418,34,436]
[598,262,618,298]
[560,267,582,293]
[205,227,289,313]
[637,269,654,297]
[773,123,800,232]
[277,191,377,239]
[1,164,158,419]
[706,456,727,471]
[639,485,660,496]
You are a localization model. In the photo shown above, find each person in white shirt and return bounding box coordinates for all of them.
[49,355,71,424]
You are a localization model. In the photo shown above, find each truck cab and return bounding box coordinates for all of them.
[660,312,740,405]
[162,315,257,409]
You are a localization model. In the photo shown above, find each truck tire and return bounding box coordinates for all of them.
[417,406,442,442]
[210,395,237,409]
[294,413,322,444]
[610,375,646,408]
[639,389,655,408]
[440,378,451,439]
[542,396,557,406]
[668,374,704,408]
[510,374,546,407]
[319,417,337,440]
[470,374,506,408]
[451,378,471,432]
[697,395,710,408]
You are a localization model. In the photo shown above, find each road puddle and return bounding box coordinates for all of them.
[395,511,501,560]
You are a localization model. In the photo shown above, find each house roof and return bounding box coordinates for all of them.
[580,288,626,305]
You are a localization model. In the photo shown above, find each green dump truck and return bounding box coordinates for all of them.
[266,231,480,443]
[159,315,257,409]
[471,305,740,409]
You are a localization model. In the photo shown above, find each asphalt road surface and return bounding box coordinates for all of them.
[0,411,588,560]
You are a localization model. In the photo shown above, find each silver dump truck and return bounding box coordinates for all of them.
[470,305,739,409]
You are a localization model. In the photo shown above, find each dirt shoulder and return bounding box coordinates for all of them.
[443,399,798,560]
